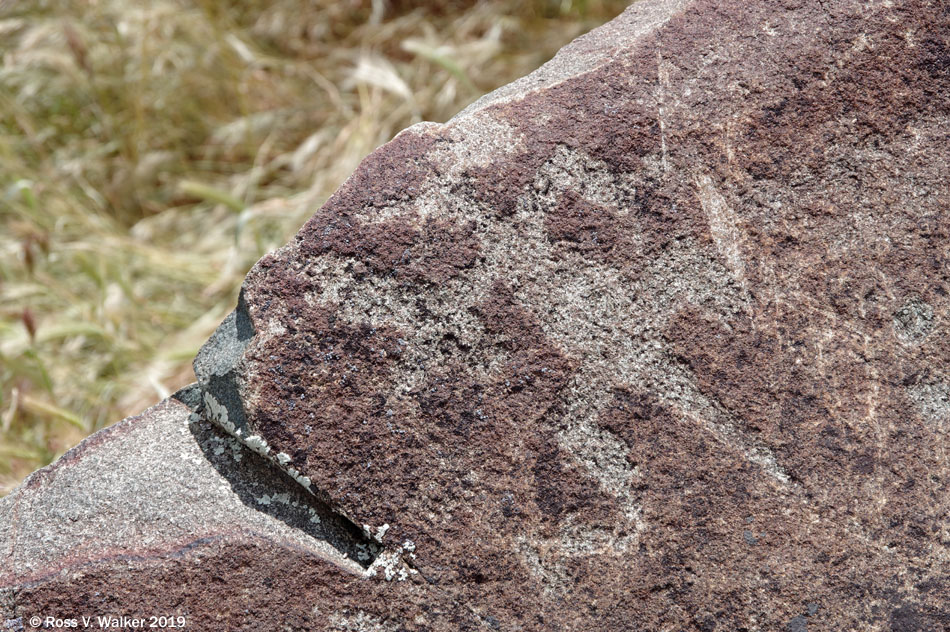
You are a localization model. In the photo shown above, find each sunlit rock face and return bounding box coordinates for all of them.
[4,0,950,629]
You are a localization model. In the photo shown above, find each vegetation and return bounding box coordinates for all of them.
[0,0,626,493]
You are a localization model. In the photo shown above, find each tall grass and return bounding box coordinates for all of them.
[0,0,627,494]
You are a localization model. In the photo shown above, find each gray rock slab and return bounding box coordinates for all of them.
[0,388,373,591]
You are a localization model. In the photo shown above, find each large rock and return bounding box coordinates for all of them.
[4,0,950,629]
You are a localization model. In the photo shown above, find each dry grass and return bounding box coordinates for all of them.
[0,0,627,494]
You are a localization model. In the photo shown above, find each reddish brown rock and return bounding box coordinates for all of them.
[4,0,950,629]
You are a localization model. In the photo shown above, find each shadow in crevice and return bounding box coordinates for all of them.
[192,291,256,436]
[173,384,380,569]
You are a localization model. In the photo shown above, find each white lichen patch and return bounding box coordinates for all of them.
[201,390,323,494]
[244,434,271,456]
[208,435,227,457]
[206,432,243,462]
[203,391,234,433]
[362,538,417,582]
[355,543,375,563]
[226,437,243,462]
[286,466,312,491]
[365,549,408,582]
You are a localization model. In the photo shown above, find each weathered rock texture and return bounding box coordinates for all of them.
[3,0,950,629]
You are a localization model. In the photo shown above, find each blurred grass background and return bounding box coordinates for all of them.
[0,0,627,494]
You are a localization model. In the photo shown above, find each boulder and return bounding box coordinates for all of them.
[3,0,950,629]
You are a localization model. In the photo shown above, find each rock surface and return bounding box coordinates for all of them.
[4,0,950,629]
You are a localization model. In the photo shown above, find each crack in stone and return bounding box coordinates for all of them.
[176,383,383,570]
[192,297,385,569]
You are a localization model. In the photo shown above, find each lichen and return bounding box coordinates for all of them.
[244,434,271,456]
[362,538,417,582]
[202,391,234,433]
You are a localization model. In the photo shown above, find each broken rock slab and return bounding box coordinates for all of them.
[5,0,950,629]
[1,388,460,628]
